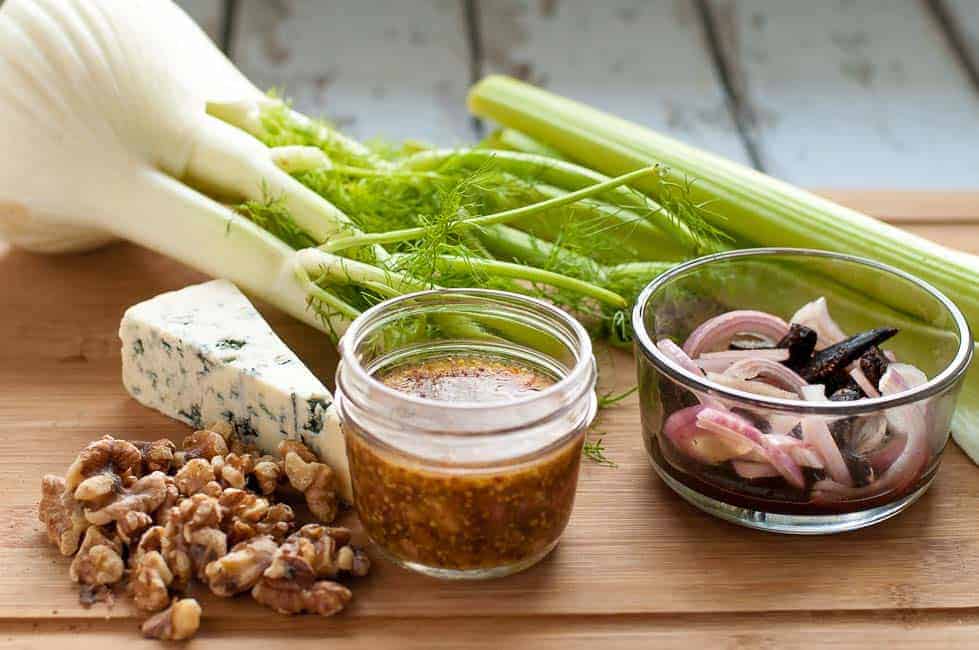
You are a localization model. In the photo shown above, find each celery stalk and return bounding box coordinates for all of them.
[467,76,979,328]
[467,75,979,458]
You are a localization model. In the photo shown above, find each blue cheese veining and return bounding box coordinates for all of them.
[119,279,351,501]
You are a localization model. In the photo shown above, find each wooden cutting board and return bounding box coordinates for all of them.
[3,197,979,648]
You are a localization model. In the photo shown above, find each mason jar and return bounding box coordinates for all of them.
[334,289,597,579]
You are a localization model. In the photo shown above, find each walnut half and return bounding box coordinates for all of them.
[205,534,278,597]
[64,436,142,493]
[38,474,89,556]
[81,471,169,526]
[141,598,202,641]
[252,549,352,617]
[69,526,124,587]
[279,441,339,523]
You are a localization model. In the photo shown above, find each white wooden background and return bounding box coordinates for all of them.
[176,0,979,190]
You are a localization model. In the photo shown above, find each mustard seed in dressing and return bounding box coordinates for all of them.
[345,353,584,574]
[377,355,555,402]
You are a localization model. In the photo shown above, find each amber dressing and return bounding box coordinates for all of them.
[345,352,582,573]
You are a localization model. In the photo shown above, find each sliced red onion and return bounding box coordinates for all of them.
[732,460,780,480]
[884,350,898,363]
[769,414,802,436]
[789,445,825,470]
[683,311,790,358]
[790,297,847,349]
[697,408,805,488]
[657,339,727,410]
[705,372,799,400]
[800,384,828,402]
[850,415,887,455]
[663,405,760,464]
[724,358,806,396]
[849,366,880,398]
[811,366,929,502]
[881,363,928,394]
[880,363,929,446]
[696,349,790,373]
[765,434,825,469]
[657,338,704,377]
[812,427,925,502]
[699,349,791,362]
[801,417,852,486]
[868,435,907,473]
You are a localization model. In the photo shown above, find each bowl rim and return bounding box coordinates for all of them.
[632,247,974,414]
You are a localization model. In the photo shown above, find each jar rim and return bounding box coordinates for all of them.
[632,247,974,415]
[336,288,597,434]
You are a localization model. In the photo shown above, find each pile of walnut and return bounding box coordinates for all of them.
[38,423,369,641]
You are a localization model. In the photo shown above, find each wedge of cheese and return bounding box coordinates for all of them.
[119,279,351,501]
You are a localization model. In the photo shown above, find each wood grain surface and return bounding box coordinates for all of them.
[2,195,978,648]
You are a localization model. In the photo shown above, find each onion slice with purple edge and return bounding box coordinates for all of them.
[696,349,790,373]
[657,339,727,410]
[724,358,807,394]
[790,297,847,349]
[663,405,761,465]
[696,408,806,488]
[732,460,780,480]
[801,417,853,486]
[811,364,929,502]
[682,311,790,358]
[705,372,799,400]
[849,366,880,398]
[740,434,825,469]
[801,384,828,402]
[657,338,704,377]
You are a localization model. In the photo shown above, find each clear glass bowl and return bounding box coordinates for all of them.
[632,248,973,534]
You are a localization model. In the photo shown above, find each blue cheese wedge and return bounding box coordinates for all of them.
[119,279,351,501]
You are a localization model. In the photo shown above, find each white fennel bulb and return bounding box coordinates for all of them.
[0,0,364,331]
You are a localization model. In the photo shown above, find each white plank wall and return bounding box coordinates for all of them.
[708,0,979,188]
[477,0,752,164]
[230,0,474,145]
[174,0,223,42]
[946,0,979,62]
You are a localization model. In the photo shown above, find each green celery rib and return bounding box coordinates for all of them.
[466,75,979,329]
[467,74,979,457]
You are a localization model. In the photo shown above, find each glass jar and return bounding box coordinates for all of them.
[632,248,973,534]
[334,289,597,579]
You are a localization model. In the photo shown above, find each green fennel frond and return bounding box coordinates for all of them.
[583,435,617,467]
[237,188,318,250]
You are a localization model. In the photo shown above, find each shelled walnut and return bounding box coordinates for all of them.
[129,526,173,612]
[279,440,339,523]
[134,439,176,474]
[81,471,169,526]
[174,458,215,496]
[205,534,278,596]
[38,475,89,556]
[176,428,228,466]
[64,436,141,494]
[141,598,201,641]
[219,488,295,545]
[252,545,352,616]
[38,425,369,642]
[70,526,124,586]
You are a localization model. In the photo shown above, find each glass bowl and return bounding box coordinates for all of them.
[632,248,973,534]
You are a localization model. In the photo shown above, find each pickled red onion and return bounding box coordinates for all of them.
[682,311,790,358]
